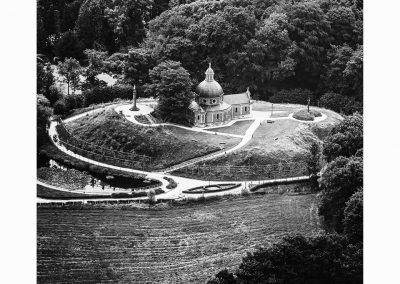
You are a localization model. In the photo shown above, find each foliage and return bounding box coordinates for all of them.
[58,57,82,95]
[208,234,362,284]
[37,95,53,147]
[269,88,314,105]
[323,113,363,162]
[144,60,193,123]
[37,62,55,95]
[319,92,362,115]
[37,167,91,190]
[319,156,363,232]
[54,30,85,60]
[343,189,363,244]
[306,141,321,191]
[53,99,68,116]
[293,109,322,121]
[82,49,109,90]
[83,84,133,106]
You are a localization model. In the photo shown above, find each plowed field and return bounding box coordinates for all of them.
[37,194,321,283]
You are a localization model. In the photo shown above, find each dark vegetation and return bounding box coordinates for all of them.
[163,177,177,189]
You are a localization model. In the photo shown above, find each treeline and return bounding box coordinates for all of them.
[38,0,363,115]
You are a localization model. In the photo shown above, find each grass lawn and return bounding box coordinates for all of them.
[252,101,303,112]
[208,120,254,135]
[66,108,241,169]
[172,107,343,180]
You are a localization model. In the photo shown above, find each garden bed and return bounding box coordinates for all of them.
[292,109,322,121]
[182,183,241,194]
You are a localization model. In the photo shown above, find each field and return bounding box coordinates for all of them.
[65,108,241,169]
[37,194,321,283]
[210,120,254,135]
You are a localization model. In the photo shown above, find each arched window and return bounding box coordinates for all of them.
[216,114,219,120]
[197,115,200,120]
[203,99,207,103]
[235,107,238,113]
[245,106,247,112]
[212,99,216,104]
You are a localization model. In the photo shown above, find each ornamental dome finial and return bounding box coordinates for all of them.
[205,63,214,82]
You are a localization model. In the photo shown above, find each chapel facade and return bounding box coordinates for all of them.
[188,64,251,127]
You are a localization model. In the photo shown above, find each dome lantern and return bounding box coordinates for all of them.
[205,62,214,82]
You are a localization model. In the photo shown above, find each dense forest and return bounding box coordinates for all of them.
[37,0,363,115]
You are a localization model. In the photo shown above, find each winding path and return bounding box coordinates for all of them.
[39,101,326,202]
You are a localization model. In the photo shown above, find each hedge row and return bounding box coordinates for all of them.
[54,84,134,116]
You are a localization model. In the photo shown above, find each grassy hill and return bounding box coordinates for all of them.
[65,108,241,169]
[172,107,342,180]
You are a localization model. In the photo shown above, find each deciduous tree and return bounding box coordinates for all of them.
[144,60,193,123]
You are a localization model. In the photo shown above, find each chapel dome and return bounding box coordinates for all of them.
[195,63,223,98]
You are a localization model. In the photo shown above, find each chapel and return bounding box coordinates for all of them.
[188,64,251,127]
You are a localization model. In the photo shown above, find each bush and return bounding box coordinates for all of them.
[65,93,85,110]
[53,99,68,116]
[269,88,314,105]
[319,92,362,115]
[44,86,63,106]
[292,109,322,121]
[83,84,134,106]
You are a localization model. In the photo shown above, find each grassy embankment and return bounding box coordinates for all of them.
[66,108,241,169]
[210,120,254,135]
[172,104,342,180]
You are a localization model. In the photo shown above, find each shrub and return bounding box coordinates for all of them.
[44,86,63,106]
[83,84,134,106]
[269,88,314,105]
[53,99,68,116]
[319,92,362,115]
[292,109,322,121]
[65,93,85,110]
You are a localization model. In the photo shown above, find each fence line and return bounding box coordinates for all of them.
[55,121,153,170]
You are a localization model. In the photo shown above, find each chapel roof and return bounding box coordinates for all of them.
[223,89,251,105]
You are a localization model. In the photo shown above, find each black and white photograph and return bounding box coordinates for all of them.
[2,0,400,283]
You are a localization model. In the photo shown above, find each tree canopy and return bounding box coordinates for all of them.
[144,60,193,123]
[208,234,362,284]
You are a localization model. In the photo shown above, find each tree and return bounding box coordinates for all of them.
[82,49,109,90]
[75,0,115,52]
[306,141,321,191]
[54,30,85,60]
[144,61,193,123]
[319,156,363,232]
[343,189,363,244]
[37,94,53,147]
[208,234,362,284]
[123,48,155,86]
[37,62,55,95]
[323,113,363,162]
[58,58,82,95]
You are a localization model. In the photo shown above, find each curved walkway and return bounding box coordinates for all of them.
[39,101,327,202]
